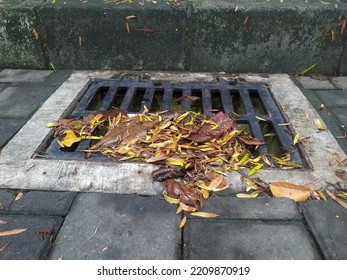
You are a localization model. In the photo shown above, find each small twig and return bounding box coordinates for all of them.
[326,190,347,210]
[89,226,99,240]
[0,241,12,252]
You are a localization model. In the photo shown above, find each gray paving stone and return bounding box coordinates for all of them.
[184,220,321,260]
[331,77,347,89]
[199,197,302,220]
[315,90,347,107]
[0,214,63,260]
[0,69,52,83]
[48,193,181,260]
[331,108,347,128]
[299,200,347,260]
[296,76,336,90]
[0,86,54,118]
[0,118,27,148]
[0,189,15,211]
[8,191,76,216]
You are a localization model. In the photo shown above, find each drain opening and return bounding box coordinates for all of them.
[34,77,309,168]
[86,86,109,111]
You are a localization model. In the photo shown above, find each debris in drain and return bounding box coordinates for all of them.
[47,108,316,227]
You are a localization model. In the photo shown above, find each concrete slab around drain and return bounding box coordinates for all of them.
[183,220,321,260]
[0,214,63,260]
[299,201,347,260]
[295,76,336,90]
[48,193,181,260]
[0,72,346,194]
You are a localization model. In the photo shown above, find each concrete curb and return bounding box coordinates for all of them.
[1,0,347,74]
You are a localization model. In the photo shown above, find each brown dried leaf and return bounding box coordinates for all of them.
[269,182,311,202]
[187,112,235,143]
[0,219,8,225]
[175,95,200,104]
[165,179,200,207]
[94,117,159,148]
[341,18,346,35]
[0,202,3,210]
[335,170,347,182]
[238,136,264,146]
[0,228,27,237]
[152,167,185,182]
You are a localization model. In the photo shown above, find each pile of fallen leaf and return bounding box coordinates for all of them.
[46,108,347,227]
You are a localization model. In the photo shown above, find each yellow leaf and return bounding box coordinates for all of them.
[236,192,259,198]
[45,122,59,128]
[176,205,182,214]
[190,212,220,218]
[163,191,180,204]
[293,133,300,145]
[0,228,27,237]
[179,202,196,212]
[179,216,187,229]
[15,192,24,202]
[269,182,311,202]
[248,164,263,176]
[314,118,326,130]
[200,188,209,199]
[60,130,82,147]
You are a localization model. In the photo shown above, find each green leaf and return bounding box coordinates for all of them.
[248,164,264,176]
[299,63,317,75]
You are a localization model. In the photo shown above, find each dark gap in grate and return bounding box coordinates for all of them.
[34,77,310,168]
[211,89,223,111]
[109,87,128,109]
[171,89,183,112]
[129,87,146,112]
[150,88,164,111]
[59,140,79,152]
[230,90,245,115]
[249,89,266,115]
[260,122,283,157]
[86,86,109,111]
[191,89,203,112]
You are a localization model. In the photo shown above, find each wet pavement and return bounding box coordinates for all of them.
[0,69,346,260]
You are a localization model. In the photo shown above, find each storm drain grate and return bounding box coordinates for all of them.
[35,75,306,166]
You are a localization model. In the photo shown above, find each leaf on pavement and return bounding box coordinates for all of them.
[236,192,259,198]
[0,203,3,210]
[269,182,311,202]
[0,219,8,225]
[326,190,347,210]
[335,170,347,182]
[0,228,27,237]
[293,133,300,145]
[190,212,220,218]
[163,191,180,204]
[314,118,326,130]
[179,216,187,229]
[15,192,24,202]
